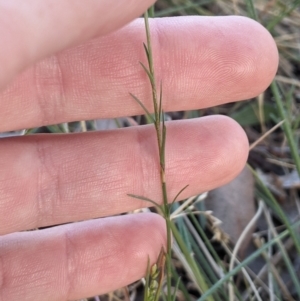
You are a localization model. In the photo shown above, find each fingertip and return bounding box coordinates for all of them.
[162,116,249,199]
[154,15,279,111]
[213,115,249,181]
[233,16,279,96]
[192,115,249,187]
[206,15,279,101]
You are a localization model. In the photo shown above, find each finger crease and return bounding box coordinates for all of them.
[34,54,67,126]
[35,139,59,227]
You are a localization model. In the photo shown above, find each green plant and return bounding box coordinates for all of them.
[128,8,178,301]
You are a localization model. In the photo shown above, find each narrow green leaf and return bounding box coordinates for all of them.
[171,185,189,206]
[160,112,166,166]
[143,43,150,62]
[127,193,161,208]
[172,277,181,301]
[171,265,192,301]
[129,93,155,123]
[140,61,154,83]
[170,222,214,301]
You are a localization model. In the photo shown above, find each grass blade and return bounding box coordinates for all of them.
[170,221,215,301]
[271,81,300,177]
[171,185,189,205]
[243,0,258,20]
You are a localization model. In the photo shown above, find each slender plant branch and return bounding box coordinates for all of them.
[129,8,173,301]
[130,8,213,301]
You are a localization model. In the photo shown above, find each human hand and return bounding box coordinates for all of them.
[0,1,278,300]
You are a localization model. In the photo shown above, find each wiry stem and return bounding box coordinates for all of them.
[143,11,173,301]
[130,8,209,300]
[129,7,190,301]
[143,12,161,153]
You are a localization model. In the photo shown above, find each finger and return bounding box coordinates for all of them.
[0,0,155,89]
[0,116,248,234]
[0,213,166,300]
[0,16,278,131]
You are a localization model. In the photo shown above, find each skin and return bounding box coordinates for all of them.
[0,0,278,300]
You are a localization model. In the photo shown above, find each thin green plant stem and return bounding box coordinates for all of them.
[175,210,193,253]
[186,231,218,284]
[271,81,300,177]
[170,222,214,301]
[198,219,300,301]
[145,8,172,298]
[188,213,224,268]
[130,9,173,301]
[170,265,193,301]
[186,232,228,301]
[182,214,224,280]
